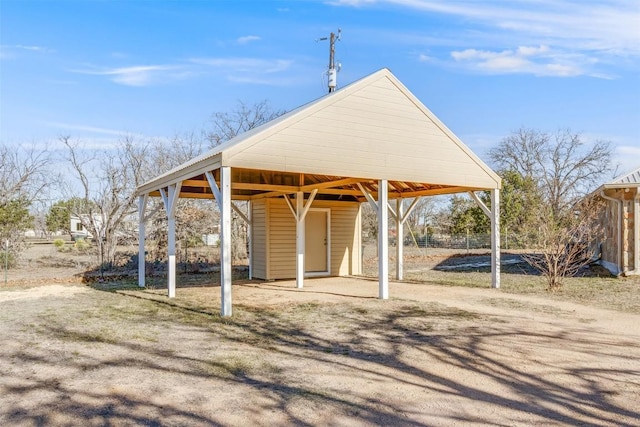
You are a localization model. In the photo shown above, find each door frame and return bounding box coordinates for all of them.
[305,208,331,277]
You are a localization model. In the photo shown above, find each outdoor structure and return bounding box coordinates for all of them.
[136,68,502,316]
[595,166,640,276]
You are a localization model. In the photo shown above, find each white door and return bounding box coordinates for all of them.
[305,209,330,275]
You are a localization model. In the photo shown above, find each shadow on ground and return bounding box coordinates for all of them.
[1,283,638,426]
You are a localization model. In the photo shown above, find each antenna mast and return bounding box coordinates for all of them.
[319,29,341,93]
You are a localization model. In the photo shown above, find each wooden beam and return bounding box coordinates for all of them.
[401,197,421,225]
[232,182,299,192]
[232,202,251,225]
[392,186,481,198]
[283,194,297,218]
[469,191,491,218]
[182,178,210,188]
[357,183,378,211]
[300,177,364,192]
[205,171,221,210]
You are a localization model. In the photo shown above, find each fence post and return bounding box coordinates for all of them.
[505,226,509,250]
[466,228,470,254]
[4,239,8,285]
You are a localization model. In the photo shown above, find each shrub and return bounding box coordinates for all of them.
[53,238,65,249]
[74,238,90,253]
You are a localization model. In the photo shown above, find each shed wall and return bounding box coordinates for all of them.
[250,199,267,279]
[250,198,361,280]
[598,188,638,274]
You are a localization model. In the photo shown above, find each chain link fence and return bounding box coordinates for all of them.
[401,232,535,251]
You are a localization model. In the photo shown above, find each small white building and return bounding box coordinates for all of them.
[69,215,93,240]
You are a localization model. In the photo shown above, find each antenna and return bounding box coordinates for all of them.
[318,28,341,93]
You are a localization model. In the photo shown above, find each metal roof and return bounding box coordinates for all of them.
[601,166,640,190]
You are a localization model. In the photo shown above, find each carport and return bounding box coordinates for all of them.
[136,68,502,316]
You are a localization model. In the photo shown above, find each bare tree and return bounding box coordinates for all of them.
[145,131,208,176]
[0,144,52,261]
[206,100,285,147]
[522,197,604,290]
[61,135,150,269]
[489,128,612,219]
[0,144,51,205]
[206,100,285,260]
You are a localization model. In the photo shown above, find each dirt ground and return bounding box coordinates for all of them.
[1,244,639,426]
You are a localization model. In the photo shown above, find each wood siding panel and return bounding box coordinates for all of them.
[267,199,297,279]
[250,199,267,279]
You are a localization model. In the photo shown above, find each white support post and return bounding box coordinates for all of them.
[167,185,177,298]
[396,198,404,280]
[378,180,389,299]
[633,194,640,274]
[470,190,501,288]
[284,190,317,289]
[296,191,305,289]
[490,189,501,289]
[167,214,176,298]
[138,195,147,288]
[220,167,232,316]
[161,183,182,298]
[247,201,253,280]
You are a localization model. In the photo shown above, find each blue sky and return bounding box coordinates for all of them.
[1,0,639,174]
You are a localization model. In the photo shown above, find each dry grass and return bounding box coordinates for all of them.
[358,246,640,314]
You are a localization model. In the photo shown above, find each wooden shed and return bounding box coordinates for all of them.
[136,68,502,316]
[251,198,362,280]
[595,167,640,276]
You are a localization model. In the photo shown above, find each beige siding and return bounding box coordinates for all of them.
[225,73,499,188]
[251,199,362,280]
[267,199,297,279]
[322,201,360,276]
[250,199,267,279]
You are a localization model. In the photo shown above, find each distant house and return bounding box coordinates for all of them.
[70,214,99,241]
[594,167,640,275]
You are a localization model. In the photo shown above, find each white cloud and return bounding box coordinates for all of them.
[70,64,187,86]
[326,0,376,6]
[517,45,550,56]
[189,57,294,84]
[451,45,588,77]
[15,45,48,52]
[0,44,51,60]
[237,35,261,44]
[69,55,296,87]
[44,122,141,137]
[332,0,640,76]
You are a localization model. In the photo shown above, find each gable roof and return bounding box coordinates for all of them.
[138,68,500,198]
